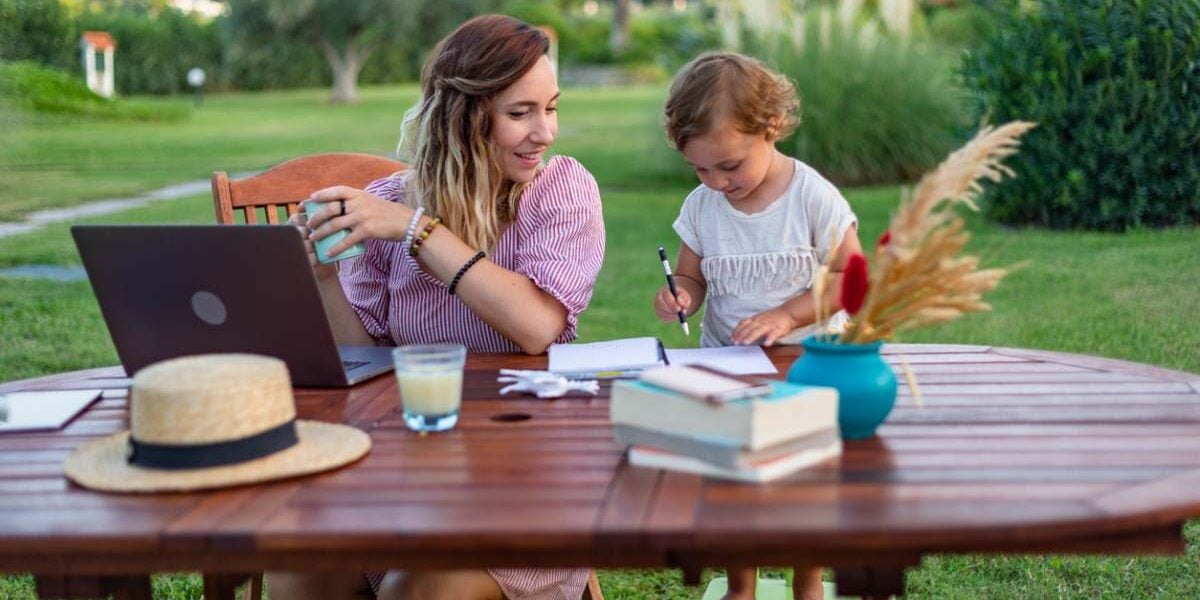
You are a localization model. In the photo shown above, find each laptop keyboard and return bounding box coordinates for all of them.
[342,360,370,371]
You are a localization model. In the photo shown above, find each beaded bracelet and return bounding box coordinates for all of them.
[401,206,425,255]
[448,251,487,296]
[409,217,442,257]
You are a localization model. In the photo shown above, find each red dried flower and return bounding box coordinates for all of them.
[876,230,891,248]
[840,253,869,316]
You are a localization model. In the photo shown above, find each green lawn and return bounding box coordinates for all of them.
[0,84,1198,599]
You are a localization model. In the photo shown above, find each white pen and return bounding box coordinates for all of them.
[658,245,690,337]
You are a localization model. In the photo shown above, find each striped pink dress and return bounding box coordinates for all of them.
[342,155,604,600]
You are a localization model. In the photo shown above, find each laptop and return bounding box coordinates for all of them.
[71,225,394,387]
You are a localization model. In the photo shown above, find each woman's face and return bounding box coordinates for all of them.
[490,55,559,183]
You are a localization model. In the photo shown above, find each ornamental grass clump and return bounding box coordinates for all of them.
[817,120,1037,344]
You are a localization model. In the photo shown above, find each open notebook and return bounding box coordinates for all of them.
[548,337,777,377]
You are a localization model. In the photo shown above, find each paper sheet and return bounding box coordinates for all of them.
[548,337,663,375]
[0,389,103,433]
[664,345,778,375]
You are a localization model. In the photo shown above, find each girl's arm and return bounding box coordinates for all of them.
[654,243,707,320]
[731,224,863,345]
[673,243,707,317]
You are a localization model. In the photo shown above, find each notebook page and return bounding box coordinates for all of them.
[548,337,664,374]
[664,346,778,375]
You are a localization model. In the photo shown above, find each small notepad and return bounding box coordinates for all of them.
[0,389,103,433]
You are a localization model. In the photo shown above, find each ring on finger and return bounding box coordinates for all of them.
[339,199,347,216]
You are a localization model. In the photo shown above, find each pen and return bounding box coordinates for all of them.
[658,245,691,337]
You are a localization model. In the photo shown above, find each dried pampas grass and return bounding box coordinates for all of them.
[836,121,1037,344]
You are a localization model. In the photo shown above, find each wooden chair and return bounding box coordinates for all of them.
[211,152,406,225]
[583,570,605,600]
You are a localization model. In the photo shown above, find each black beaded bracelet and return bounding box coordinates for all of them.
[448,251,486,295]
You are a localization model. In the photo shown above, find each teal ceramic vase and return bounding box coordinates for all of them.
[786,335,897,440]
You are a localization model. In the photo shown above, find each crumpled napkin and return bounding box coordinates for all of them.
[497,369,599,399]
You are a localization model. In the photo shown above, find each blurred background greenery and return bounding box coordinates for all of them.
[1,0,1198,598]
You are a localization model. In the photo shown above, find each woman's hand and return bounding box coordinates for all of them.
[303,186,414,258]
[731,307,798,346]
[653,285,692,322]
[287,211,338,282]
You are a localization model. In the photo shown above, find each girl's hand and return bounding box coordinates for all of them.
[287,211,338,282]
[732,307,797,346]
[303,186,415,258]
[653,285,691,322]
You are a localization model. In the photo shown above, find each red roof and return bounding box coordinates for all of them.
[80,31,116,50]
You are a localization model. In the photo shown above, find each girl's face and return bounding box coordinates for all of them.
[490,55,559,184]
[680,119,777,203]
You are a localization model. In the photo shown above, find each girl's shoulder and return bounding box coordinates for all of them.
[786,159,844,203]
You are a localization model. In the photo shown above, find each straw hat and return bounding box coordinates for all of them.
[64,354,371,493]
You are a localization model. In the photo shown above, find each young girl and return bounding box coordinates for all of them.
[652,52,863,600]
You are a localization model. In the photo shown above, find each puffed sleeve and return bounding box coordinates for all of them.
[338,172,407,345]
[512,156,606,343]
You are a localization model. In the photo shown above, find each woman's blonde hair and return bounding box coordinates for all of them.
[664,52,799,151]
[399,15,549,251]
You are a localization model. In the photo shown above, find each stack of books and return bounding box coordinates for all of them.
[610,365,840,482]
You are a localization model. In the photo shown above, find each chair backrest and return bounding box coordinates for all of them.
[212,153,407,225]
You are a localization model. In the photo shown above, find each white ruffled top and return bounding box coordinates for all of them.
[673,159,858,347]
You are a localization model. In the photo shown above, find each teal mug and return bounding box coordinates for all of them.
[304,201,366,264]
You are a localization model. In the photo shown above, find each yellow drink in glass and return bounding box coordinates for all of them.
[392,344,466,432]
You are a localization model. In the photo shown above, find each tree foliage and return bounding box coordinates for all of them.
[224,0,503,103]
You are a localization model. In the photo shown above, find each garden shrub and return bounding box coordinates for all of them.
[0,0,76,69]
[751,12,968,186]
[0,61,189,121]
[962,0,1200,230]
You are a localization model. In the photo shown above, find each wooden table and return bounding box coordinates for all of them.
[3,344,1200,599]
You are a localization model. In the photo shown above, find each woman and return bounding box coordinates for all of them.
[269,15,605,600]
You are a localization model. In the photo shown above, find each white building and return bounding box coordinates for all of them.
[80,31,116,98]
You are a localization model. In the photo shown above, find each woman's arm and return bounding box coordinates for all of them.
[730,223,863,345]
[286,210,377,346]
[414,221,568,354]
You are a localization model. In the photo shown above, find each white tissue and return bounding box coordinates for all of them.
[497,369,599,399]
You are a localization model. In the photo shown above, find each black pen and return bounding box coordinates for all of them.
[658,245,690,337]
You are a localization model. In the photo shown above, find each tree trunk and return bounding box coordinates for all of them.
[321,38,369,104]
[609,0,630,56]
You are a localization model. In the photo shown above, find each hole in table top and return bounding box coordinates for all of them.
[490,412,532,423]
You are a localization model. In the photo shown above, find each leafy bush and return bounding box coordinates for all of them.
[623,8,721,70]
[0,0,76,69]
[751,12,968,186]
[0,61,189,121]
[925,2,996,49]
[962,0,1200,230]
